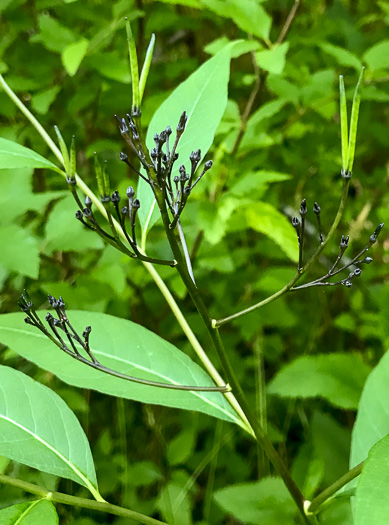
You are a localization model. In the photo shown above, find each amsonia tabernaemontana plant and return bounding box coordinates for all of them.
[0,14,386,525]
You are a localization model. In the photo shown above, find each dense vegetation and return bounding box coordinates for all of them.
[0,0,388,524]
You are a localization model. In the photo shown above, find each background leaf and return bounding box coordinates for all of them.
[0,366,99,495]
[138,42,239,239]
[61,39,89,77]
[213,477,296,524]
[268,353,371,409]
[354,434,389,525]
[0,225,40,279]
[0,312,242,427]
[0,499,58,525]
[0,138,60,172]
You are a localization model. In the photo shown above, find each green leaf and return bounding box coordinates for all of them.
[256,43,289,75]
[246,201,298,262]
[0,366,99,497]
[321,43,362,71]
[138,42,239,239]
[363,40,389,72]
[0,138,60,172]
[268,354,371,410]
[31,86,61,115]
[0,312,243,428]
[354,434,389,525]
[0,499,58,524]
[351,351,389,470]
[200,0,272,40]
[0,225,40,279]
[214,477,296,524]
[31,14,77,54]
[61,39,89,77]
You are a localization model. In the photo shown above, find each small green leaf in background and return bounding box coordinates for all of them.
[362,40,389,72]
[0,366,100,497]
[246,201,299,262]
[0,138,60,172]
[0,499,58,525]
[214,477,296,524]
[31,86,61,115]
[138,42,240,239]
[200,0,272,41]
[354,434,389,525]
[320,43,362,71]
[30,14,77,53]
[61,39,89,76]
[0,225,40,279]
[268,353,371,409]
[351,350,389,469]
[0,312,242,427]
[256,43,289,75]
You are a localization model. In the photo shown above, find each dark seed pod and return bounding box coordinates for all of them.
[126,186,135,199]
[75,210,83,220]
[292,217,300,228]
[111,191,121,204]
[299,198,307,217]
[340,235,349,249]
[313,202,321,214]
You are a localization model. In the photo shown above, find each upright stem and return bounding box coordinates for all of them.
[154,191,309,523]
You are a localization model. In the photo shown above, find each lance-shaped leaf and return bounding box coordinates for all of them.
[0,312,243,429]
[138,42,241,241]
[0,138,61,173]
[0,366,100,499]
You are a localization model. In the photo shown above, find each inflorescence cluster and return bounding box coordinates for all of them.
[291,199,384,290]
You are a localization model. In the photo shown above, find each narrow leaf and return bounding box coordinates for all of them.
[139,33,155,103]
[339,75,348,171]
[0,366,100,498]
[346,68,365,173]
[0,312,243,428]
[354,434,389,525]
[0,138,60,172]
[0,499,58,524]
[126,18,140,109]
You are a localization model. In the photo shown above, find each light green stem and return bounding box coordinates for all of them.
[0,473,167,525]
[0,73,251,435]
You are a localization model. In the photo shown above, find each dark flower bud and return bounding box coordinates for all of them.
[150,148,158,160]
[300,198,307,217]
[341,168,352,179]
[83,208,92,218]
[340,235,349,249]
[353,268,362,277]
[121,206,129,215]
[165,125,172,136]
[177,111,187,132]
[75,210,83,220]
[190,149,201,162]
[313,202,321,214]
[126,186,135,198]
[360,256,373,264]
[184,186,191,196]
[119,118,129,135]
[45,312,54,322]
[85,195,92,209]
[343,280,352,287]
[369,223,384,244]
[154,133,159,145]
[204,160,213,170]
[120,152,128,162]
[179,165,186,175]
[83,326,92,339]
[292,217,300,228]
[100,195,111,204]
[174,176,180,184]
[111,190,121,204]
[159,130,167,143]
[24,317,34,325]
[133,198,140,209]
[57,296,65,308]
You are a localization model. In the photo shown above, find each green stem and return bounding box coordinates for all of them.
[0,72,251,434]
[0,473,167,525]
[307,462,363,515]
[154,191,310,524]
[214,179,350,327]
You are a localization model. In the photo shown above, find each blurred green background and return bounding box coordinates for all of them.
[0,0,388,523]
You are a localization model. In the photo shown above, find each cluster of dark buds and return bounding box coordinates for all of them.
[18,290,229,393]
[291,207,384,290]
[115,110,213,230]
[68,155,175,267]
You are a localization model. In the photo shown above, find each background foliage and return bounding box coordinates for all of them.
[0,0,388,523]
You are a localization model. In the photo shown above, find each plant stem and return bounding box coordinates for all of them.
[0,473,167,525]
[154,191,310,523]
[214,179,350,327]
[307,462,363,514]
